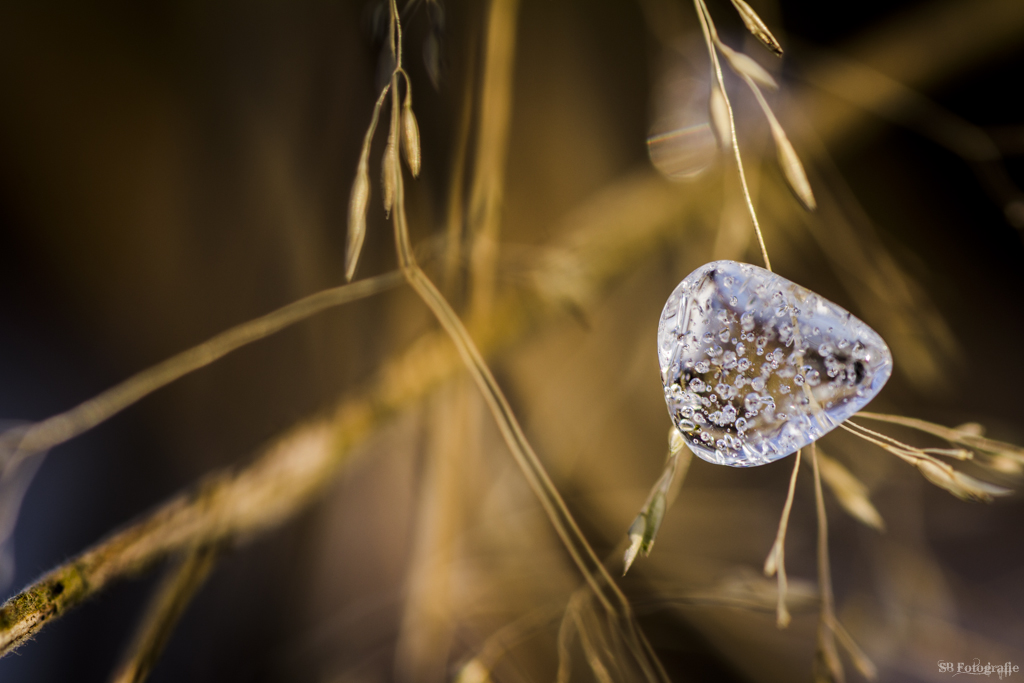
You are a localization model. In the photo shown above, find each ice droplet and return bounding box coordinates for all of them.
[657,261,892,467]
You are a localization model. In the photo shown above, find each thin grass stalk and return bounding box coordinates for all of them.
[856,411,979,442]
[0,157,712,660]
[4,271,402,460]
[555,592,577,683]
[764,448,801,628]
[572,601,615,683]
[384,9,662,677]
[812,443,844,683]
[693,0,773,271]
[394,214,668,678]
[842,421,924,462]
[109,546,218,683]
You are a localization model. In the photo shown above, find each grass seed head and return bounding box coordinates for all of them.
[769,115,817,210]
[382,136,397,218]
[402,95,422,177]
[719,42,778,89]
[915,459,1011,502]
[818,451,885,531]
[729,0,783,56]
[709,83,732,150]
[345,160,370,281]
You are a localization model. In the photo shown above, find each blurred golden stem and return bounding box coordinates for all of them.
[0,421,341,655]
[395,380,475,679]
[467,0,519,319]
[571,599,615,683]
[109,546,218,683]
[390,110,673,683]
[0,163,705,657]
[456,604,564,683]
[442,42,478,294]
[384,4,662,675]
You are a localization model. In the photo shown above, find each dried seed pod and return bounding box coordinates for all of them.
[402,95,422,177]
[709,83,732,150]
[767,113,817,211]
[381,134,397,217]
[718,42,777,89]
[345,159,370,281]
[730,0,783,56]
[817,451,885,531]
[916,459,1010,502]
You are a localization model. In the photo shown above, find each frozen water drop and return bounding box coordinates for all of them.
[658,260,892,467]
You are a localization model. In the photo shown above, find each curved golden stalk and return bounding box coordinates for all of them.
[3,272,402,462]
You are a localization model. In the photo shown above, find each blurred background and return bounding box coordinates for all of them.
[0,0,1023,681]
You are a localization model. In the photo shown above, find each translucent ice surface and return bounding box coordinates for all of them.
[658,261,892,467]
